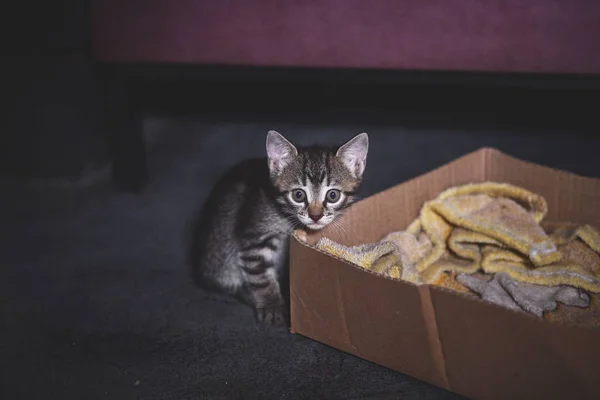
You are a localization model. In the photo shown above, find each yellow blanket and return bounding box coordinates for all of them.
[314,182,600,294]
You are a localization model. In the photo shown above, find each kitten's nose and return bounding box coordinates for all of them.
[309,212,323,222]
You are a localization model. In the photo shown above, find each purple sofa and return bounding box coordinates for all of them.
[92,0,600,74]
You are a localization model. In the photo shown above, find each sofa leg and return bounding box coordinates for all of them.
[101,67,148,193]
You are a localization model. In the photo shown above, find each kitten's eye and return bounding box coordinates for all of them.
[326,189,342,203]
[290,189,306,203]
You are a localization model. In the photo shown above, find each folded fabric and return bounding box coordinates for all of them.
[477,224,600,293]
[380,230,432,284]
[386,183,600,295]
[404,182,562,285]
[456,272,590,317]
[314,237,403,279]
[546,292,600,328]
[545,222,600,251]
[456,272,526,314]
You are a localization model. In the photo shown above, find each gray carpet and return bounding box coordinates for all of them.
[1,118,598,400]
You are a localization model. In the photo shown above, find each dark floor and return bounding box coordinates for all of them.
[1,117,599,400]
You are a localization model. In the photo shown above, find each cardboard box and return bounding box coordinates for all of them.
[289,147,600,400]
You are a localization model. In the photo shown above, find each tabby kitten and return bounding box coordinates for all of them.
[190,130,369,326]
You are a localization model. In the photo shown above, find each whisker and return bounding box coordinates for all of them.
[327,215,357,243]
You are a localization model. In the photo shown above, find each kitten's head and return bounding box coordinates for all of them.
[266,130,369,231]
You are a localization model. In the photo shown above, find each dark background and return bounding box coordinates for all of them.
[1,1,599,399]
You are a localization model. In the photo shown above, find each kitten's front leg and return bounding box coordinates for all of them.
[239,254,286,326]
[251,281,285,326]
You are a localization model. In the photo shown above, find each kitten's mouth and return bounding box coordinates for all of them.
[304,222,327,231]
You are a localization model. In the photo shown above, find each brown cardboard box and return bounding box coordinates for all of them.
[289,147,600,400]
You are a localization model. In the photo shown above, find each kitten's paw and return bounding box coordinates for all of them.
[294,229,308,243]
[255,305,286,327]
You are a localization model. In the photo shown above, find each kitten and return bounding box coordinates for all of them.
[189,130,369,326]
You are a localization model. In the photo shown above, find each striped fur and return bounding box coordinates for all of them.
[190,131,368,326]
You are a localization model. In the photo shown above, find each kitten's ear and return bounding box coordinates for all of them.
[336,132,369,179]
[266,130,298,176]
